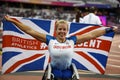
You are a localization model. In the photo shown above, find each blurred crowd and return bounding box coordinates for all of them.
[0,2,120,33]
[0,5,75,22]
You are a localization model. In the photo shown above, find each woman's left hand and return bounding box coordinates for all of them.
[112,26,118,32]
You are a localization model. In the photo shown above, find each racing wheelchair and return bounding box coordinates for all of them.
[42,63,80,80]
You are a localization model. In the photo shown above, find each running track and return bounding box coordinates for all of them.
[0,34,120,80]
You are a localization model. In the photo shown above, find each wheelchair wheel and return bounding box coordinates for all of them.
[42,69,54,80]
[72,76,79,80]
[42,69,48,80]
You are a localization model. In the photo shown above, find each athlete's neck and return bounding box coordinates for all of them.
[56,37,66,43]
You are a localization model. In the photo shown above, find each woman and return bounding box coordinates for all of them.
[72,10,84,23]
[4,15,118,79]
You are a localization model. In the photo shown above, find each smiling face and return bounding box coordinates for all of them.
[55,20,68,42]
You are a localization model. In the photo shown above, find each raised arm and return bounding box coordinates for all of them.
[4,16,46,43]
[76,26,118,44]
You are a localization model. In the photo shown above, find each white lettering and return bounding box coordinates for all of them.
[12,37,39,45]
[40,43,47,49]
[89,40,96,47]
[11,43,37,49]
[96,40,102,48]
[76,39,102,48]
[77,43,83,47]
[84,42,88,47]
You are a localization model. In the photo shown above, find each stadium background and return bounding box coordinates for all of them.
[0,0,120,80]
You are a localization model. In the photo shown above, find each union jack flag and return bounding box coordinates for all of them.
[2,17,115,74]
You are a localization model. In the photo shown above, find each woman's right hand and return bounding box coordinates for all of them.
[4,15,13,22]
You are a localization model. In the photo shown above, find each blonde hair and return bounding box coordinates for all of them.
[55,20,68,30]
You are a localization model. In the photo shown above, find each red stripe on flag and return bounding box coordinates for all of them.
[53,20,57,37]
[3,35,48,50]
[4,54,44,74]
[76,51,105,74]
[74,38,111,52]
[73,26,101,36]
